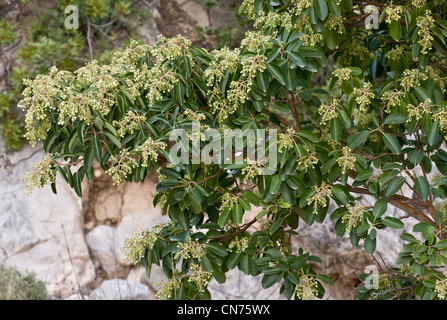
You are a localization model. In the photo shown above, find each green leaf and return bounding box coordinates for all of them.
[160,167,182,179]
[206,243,228,257]
[239,198,252,211]
[93,136,102,162]
[413,222,433,233]
[84,145,94,173]
[315,0,329,20]
[266,248,282,260]
[372,198,387,219]
[261,273,282,289]
[328,0,342,17]
[287,272,301,285]
[427,121,439,146]
[243,191,261,205]
[384,176,406,198]
[226,252,241,270]
[239,253,250,275]
[407,149,424,165]
[269,217,284,234]
[201,254,214,273]
[330,117,342,141]
[385,113,407,125]
[364,234,376,255]
[218,207,231,228]
[383,133,401,154]
[383,217,405,229]
[412,263,424,276]
[400,233,417,242]
[390,20,402,41]
[287,51,306,68]
[297,130,318,143]
[413,176,430,201]
[178,211,190,229]
[349,67,362,76]
[338,109,351,128]
[285,67,296,91]
[347,130,369,149]
[435,239,447,250]
[300,90,313,102]
[232,203,244,225]
[332,184,349,205]
[267,64,286,86]
[270,174,282,195]
[316,274,334,286]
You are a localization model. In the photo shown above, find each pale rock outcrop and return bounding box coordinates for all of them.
[86,225,122,278]
[0,140,96,298]
[89,279,152,300]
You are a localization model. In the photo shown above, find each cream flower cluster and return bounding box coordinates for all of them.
[174,238,206,261]
[332,68,352,81]
[278,127,296,152]
[353,82,375,112]
[113,110,147,138]
[318,99,340,126]
[435,278,447,300]
[337,146,357,174]
[228,236,249,253]
[134,137,167,167]
[188,263,212,293]
[120,227,158,265]
[241,159,263,184]
[381,90,405,113]
[342,203,366,232]
[307,182,332,215]
[400,69,428,91]
[416,10,435,55]
[219,192,240,212]
[21,153,56,196]
[18,66,74,147]
[297,153,319,170]
[295,274,319,300]
[385,5,403,24]
[205,37,268,123]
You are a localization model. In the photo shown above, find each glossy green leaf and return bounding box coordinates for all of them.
[232,203,243,225]
[348,130,369,149]
[364,234,376,255]
[243,191,261,205]
[372,198,387,219]
[383,216,404,229]
[267,64,286,86]
[383,133,401,154]
[384,176,406,198]
[413,176,430,201]
[390,20,402,41]
[93,136,102,162]
[427,121,439,146]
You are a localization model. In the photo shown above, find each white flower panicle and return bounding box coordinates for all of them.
[21,153,56,195]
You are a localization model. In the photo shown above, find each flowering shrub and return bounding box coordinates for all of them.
[20,0,447,300]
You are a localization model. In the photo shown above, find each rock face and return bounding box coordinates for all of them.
[89,279,152,300]
[0,140,96,298]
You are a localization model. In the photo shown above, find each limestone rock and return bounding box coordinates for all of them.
[0,141,95,298]
[89,279,152,300]
[208,268,285,300]
[86,225,123,278]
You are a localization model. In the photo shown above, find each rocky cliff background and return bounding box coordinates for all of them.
[0,0,416,300]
